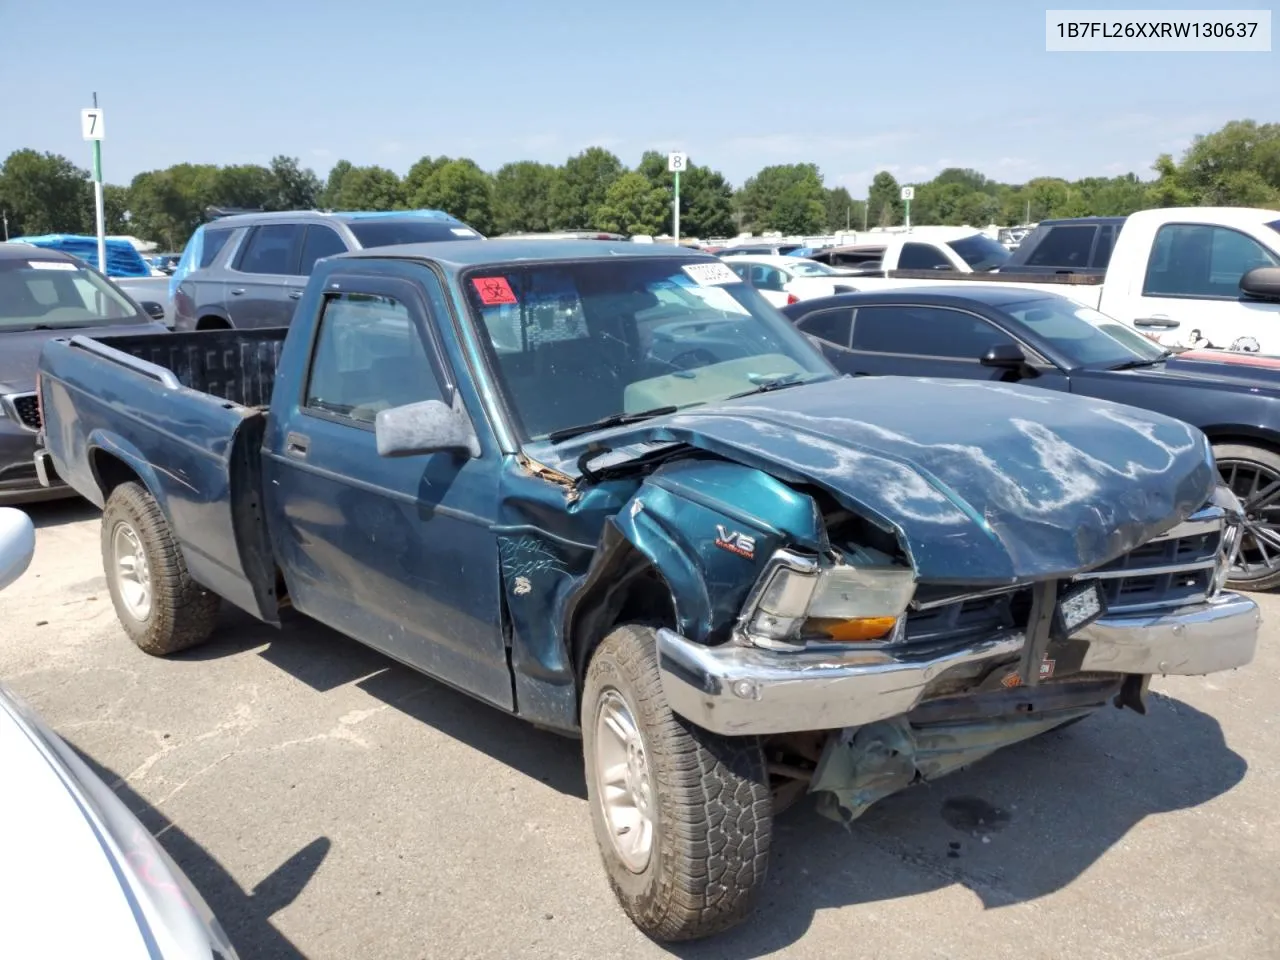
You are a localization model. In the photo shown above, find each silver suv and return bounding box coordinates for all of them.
[172,210,481,331]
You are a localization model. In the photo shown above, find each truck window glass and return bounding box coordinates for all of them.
[897,243,950,270]
[1092,225,1114,268]
[945,234,1011,271]
[749,265,786,291]
[304,292,441,423]
[236,224,302,275]
[1144,224,1279,298]
[462,258,833,441]
[797,308,854,347]
[852,305,1014,358]
[1024,225,1096,268]
[198,227,233,268]
[298,226,348,275]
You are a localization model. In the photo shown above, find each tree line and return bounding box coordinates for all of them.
[0,119,1275,251]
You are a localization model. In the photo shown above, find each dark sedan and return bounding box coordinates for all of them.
[782,287,1280,590]
[0,243,169,503]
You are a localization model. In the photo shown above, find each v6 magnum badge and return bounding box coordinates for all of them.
[715,525,756,559]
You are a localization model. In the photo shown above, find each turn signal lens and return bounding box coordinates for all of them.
[809,616,899,642]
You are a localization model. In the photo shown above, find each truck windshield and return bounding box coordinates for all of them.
[0,258,143,330]
[785,261,838,277]
[1002,295,1168,367]
[947,234,1011,271]
[463,257,835,441]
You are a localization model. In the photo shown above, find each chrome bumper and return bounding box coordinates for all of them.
[657,593,1260,736]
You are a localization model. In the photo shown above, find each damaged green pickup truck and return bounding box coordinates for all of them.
[35,241,1260,942]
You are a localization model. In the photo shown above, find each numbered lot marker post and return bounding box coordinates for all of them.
[81,107,106,272]
[901,185,914,229]
[668,152,687,244]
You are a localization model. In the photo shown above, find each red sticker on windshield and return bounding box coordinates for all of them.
[473,277,517,305]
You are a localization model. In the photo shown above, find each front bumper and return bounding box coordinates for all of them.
[0,423,71,504]
[657,592,1260,736]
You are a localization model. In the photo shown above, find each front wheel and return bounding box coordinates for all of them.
[1215,443,1280,591]
[582,624,772,941]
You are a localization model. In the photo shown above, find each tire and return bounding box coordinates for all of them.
[101,482,221,655]
[1214,442,1280,591]
[582,624,772,941]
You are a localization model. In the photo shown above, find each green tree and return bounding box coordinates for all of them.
[492,161,558,233]
[823,186,863,232]
[0,149,92,236]
[329,165,404,211]
[127,165,219,250]
[866,171,902,227]
[594,172,667,235]
[1175,120,1280,206]
[409,158,494,233]
[321,160,355,208]
[550,147,623,229]
[403,155,453,206]
[210,164,274,209]
[267,155,321,210]
[736,163,826,233]
[103,184,131,235]
[635,151,735,238]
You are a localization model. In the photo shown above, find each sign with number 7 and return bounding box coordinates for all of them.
[81,108,105,141]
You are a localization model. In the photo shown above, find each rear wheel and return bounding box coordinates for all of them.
[1215,443,1280,591]
[582,624,772,941]
[102,482,221,655]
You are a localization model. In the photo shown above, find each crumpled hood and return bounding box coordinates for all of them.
[542,377,1217,584]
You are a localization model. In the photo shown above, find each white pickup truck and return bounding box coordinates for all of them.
[836,207,1280,353]
[808,227,1012,274]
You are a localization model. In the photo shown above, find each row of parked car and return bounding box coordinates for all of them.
[1,205,1273,947]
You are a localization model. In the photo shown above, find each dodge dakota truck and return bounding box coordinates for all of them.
[33,240,1259,942]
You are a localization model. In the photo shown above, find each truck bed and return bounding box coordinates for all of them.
[83,327,287,408]
[38,328,288,623]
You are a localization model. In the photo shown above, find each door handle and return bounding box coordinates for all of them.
[1133,316,1179,329]
[285,432,310,460]
[288,289,303,300]
[230,287,246,296]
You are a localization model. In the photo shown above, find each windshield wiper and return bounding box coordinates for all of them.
[723,372,813,401]
[546,405,678,444]
[1110,354,1171,371]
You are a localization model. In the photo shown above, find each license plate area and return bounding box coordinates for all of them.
[1054,580,1107,638]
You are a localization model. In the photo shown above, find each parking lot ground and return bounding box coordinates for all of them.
[3,498,1279,960]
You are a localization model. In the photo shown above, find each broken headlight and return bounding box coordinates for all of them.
[741,549,916,649]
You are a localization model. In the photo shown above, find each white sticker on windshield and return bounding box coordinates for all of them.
[682,262,741,286]
[28,260,77,270]
[451,228,479,237]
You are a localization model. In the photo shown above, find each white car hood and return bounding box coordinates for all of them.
[0,700,153,957]
[0,686,237,958]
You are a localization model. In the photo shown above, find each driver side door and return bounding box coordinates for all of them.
[265,274,511,709]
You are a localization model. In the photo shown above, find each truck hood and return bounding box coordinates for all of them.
[538,377,1216,584]
[0,321,166,393]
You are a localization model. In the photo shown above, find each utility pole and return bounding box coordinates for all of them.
[81,93,107,272]
[1025,198,1031,224]
[2,210,8,241]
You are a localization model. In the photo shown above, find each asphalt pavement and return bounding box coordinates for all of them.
[3,498,1277,960]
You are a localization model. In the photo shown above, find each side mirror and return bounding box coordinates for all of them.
[1240,266,1280,302]
[140,301,166,321]
[0,508,36,592]
[980,343,1028,368]
[374,394,481,459]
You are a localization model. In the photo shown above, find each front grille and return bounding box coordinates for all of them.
[1076,512,1222,615]
[903,507,1226,648]
[5,393,40,431]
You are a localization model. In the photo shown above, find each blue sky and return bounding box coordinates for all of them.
[1,1,1273,194]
